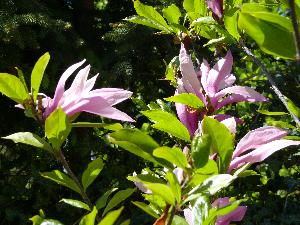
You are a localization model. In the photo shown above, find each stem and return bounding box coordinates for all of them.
[240,40,300,127]
[56,150,93,208]
[166,206,175,225]
[288,0,300,62]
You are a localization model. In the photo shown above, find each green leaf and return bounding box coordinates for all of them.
[60,199,90,211]
[164,93,205,109]
[125,16,170,32]
[98,207,124,225]
[82,157,104,191]
[162,4,181,24]
[41,170,81,194]
[166,172,181,204]
[145,183,176,206]
[40,219,64,225]
[102,188,135,216]
[165,56,179,86]
[31,52,50,101]
[238,3,296,59]
[191,134,211,169]
[72,122,123,131]
[0,73,29,103]
[153,146,188,170]
[96,188,118,210]
[172,215,189,225]
[30,215,44,225]
[202,117,234,173]
[120,219,130,225]
[132,0,171,33]
[286,97,300,118]
[45,107,71,151]
[183,0,194,13]
[142,110,190,142]
[192,195,210,225]
[80,207,98,225]
[15,67,29,93]
[2,132,52,153]
[224,7,240,40]
[132,201,159,218]
[108,128,163,165]
[257,110,288,116]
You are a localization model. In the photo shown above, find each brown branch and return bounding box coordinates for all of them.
[240,40,300,127]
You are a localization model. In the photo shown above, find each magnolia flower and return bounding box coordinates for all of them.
[207,0,223,20]
[176,44,267,136]
[184,197,246,225]
[43,60,134,122]
[228,126,300,172]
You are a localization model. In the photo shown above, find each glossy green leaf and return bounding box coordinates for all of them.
[41,170,81,194]
[164,93,205,109]
[102,188,135,216]
[145,183,176,205]
[31,52,50,101]
[80,207,98,225]
[224,7,240,40]
[96,188,118,210]
[60,199,90,211]
[257,110,288,116]
[108,129,162,165]
[162,4,181,24]
[191,134,211,169]
[125,16,170,32]
[0,73,29,103]
[142,110,190,142]
[166,172,181,203]
[286,97,300,118]
[15,67,29,93]
[45,107,71,151]
[98,207,123,225]
[153,146,188,170]
[172,215,189,225]
[72,122,123,131]
[132,201,159,218]
[82,157,104,191]
[2,132,52,153]
[202,117,234,173]
[238,3,296,59]
[132,0,171,33]
[192,195,210,225]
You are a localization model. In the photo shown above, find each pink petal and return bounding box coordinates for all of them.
[220,117,236,134]
[183,208,193,225]
[207,0,224,19]
[200,59,210,94]
[173,167,184,184]
[179,44,202,95]
[206,51,233,97]
[213,114,244,124]
[45,60,86,116]
[84,74,99,94]
[88,88,133,106]
[218,74,236,90]
[175,103,198,137]
[233,126,287,159]
[229,140,300,171]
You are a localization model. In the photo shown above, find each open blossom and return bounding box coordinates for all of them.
[176,44,267,136]
[43,60,134,122]
[184,197,246,225]
[228,126,300,172]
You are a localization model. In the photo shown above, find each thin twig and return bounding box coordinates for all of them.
[288,0,300,62]
[240,40,300,127]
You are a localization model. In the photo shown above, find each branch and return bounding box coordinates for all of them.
[288,0,300,62]
[240,41,300,127]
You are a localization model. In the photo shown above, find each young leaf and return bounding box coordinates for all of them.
[238,3,296,59]
[202,117,234,173]
[191,134,211,169]
[45,107,71,151]
[192,195,210,225]
[0,73,29,103]
[166,172,181,204]
[41,170,81,194]
[132,201,159,218]
[145,183,176,206]
[165,56,179,86]
[2,132,52,153]
[60,198,90,211]
[31,52,50,101]
[172,215,189,225]
[257,110,288,116]
[125,15,170,32]
[133,0,171,33]
[98,207,124,225]
[224,7,240,40]
[162,4,181,24]
[142,110,190,142]
[82,157,104,191]
[164,93,205,109]
[102,188,135,216]
[15,67,29,93]
[80,207,98,225]
[153,146,188,170]
[96,188,118,210]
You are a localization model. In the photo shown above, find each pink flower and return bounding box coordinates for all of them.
[176,44,267,136]
[207,0,224,20]
[44,60,134,122]
[228,126,300,172]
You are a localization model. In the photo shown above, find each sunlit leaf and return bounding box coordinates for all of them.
[82,157,104,191]
[80,207,98,225]
[60,199,90,211]
[164,93,205,109]
[98,207,124,225]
